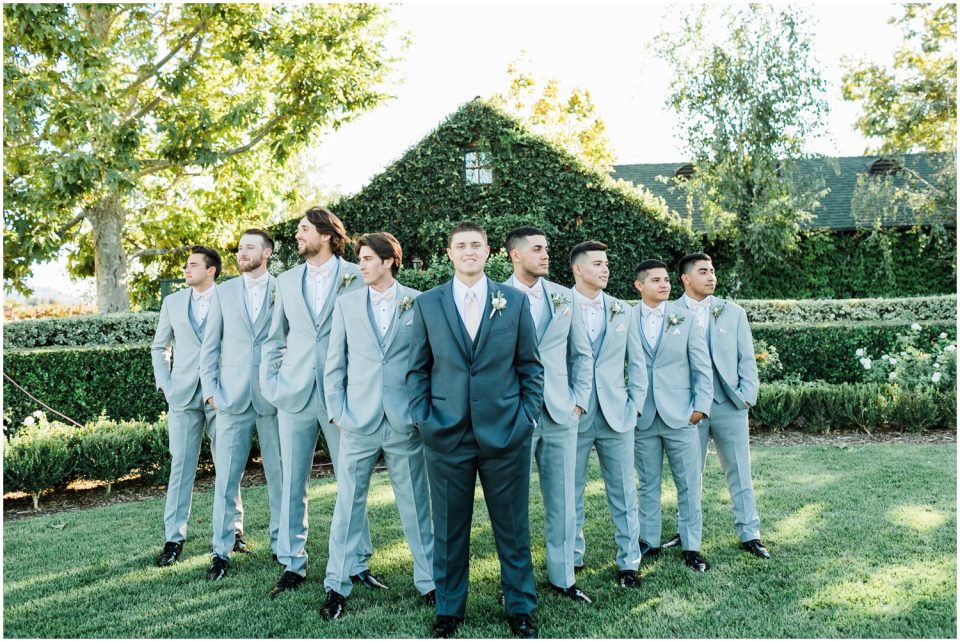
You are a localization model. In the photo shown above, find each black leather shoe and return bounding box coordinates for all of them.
[271,553,281,566]
[233,534,252,554]
[156,541,183,567]
[573,564,584,574]
[350,569,389,590]
[681,550,710,572]
[320,590,346,620]
[549,583,592,604]
[206,555,229,581]
[638,540,661,558]
[508,613,537,639]
[740,539,771,559]
[422,589,436,607]
[431,615,462,638]
[617,569,641,588]
[268,571,305,598]
[662,532,682,549]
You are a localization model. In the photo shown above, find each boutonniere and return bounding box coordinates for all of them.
[667,313,685,327]
[609,301,625,322]
[489,290,507,319]
[399,295,414,313]
[337,273,356,293]
[550,292,569,313]
[711,303,725,320]
[269,287,277,306]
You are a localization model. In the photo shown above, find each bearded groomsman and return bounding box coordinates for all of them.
[152,246,241,565]
[407,221,543,639]
[260,207,376,597]
[569,241,647,588]
[199,229,284,581]
[664,253,769,559]
[319,232,436,620]
[633,259,713,572]
[503,227,594,604]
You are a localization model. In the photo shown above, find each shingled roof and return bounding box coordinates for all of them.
[612,153,946,231]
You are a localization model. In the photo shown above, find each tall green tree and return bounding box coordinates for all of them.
[654,5,829,285]
[4,3,399,311]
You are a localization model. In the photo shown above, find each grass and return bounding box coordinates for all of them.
[3,443,956,638]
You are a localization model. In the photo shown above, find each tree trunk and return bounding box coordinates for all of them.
[87,195,131,313]
[32,492,40,511]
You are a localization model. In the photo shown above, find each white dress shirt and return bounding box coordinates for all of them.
[369,282,398,338]
[573,289,605,343]
[683,293,712,332]
[453,276,488,340]
[640,301,666,346]
[243,272,270,324]
[190,285,216,327]
[306,255,337,317]
[509,275,546,330]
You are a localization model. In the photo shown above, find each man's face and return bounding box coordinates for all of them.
[183,253,214,287]
[682,260,716,298]
[295,217,327,258]
[511,234,549,278]
[634,267,671,303]
[573,250,609,290]
[358,245,393,286]
[237,234,271,273]
[446,231,490,278]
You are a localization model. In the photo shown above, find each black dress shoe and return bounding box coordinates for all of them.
[638,540,661,558]
[422,589,436,607]
[740,539,771,559]
[206,555,229,581]
[350,569,389,590]
[233,534,252,554]
[431,615,462,638]
[507,613,537,639]
[271,553,281,566]
[662,532,682,549]
[617,569,641,588]
[320,590,346,620]
[681,550,710,572]
[156,541,183,567]
[549,583,593,604]
[573,564,584,574]
[268,571,305,598]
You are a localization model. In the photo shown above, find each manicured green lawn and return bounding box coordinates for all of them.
[4,443,956,638]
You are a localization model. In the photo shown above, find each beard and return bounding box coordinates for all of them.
[297,240,320,258]
[238,257,263,273]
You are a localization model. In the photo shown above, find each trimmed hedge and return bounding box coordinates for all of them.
[3,312,159,350]
[737,295,956,324]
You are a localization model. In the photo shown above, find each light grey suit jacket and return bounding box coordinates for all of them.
[199,275,277,416]
[260,258,364,414]
[635,300,713,430]
[675,296,759,409]
[324,284,421,435]
[504,277,593,424]
[151,287,210,411]
[584,294,647,433]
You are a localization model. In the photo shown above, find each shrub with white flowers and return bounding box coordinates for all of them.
[855,322,956,389]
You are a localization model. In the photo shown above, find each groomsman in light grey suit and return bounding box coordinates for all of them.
[667,253,770,559]
[569,241,647,588]
[151,246,239,566]
[320,232,435,620]
[633,259,713,572]
[199,229,284,581]
[260,207,376,597]
[503,227,594,604]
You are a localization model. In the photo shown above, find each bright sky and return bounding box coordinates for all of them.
[21,1,904,297]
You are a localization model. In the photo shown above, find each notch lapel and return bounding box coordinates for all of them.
[472,279,498,356]
[381,286,412,353]
[314,257,344,328]
[253,275,276,337]
[236,278,255,336]
[536,281,554,344]
[440,280,471,362]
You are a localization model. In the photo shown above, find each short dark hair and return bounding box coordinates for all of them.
[678,252,712,276]
[356,232,403,277]
[446,221,487,248]
[239,228,275,252]
[190,245,222,279]
[569,240,607,266]
[303,206,348,256]
[505,226,547,255]
[634,259,668,283]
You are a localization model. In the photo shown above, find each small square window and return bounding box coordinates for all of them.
[465,150,493,184]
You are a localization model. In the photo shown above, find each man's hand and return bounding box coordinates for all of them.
[206,396,216,410]
[690,411,705,425]
[573,405,585,417]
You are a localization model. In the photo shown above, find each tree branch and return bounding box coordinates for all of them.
[120,17,209,99]
[56,212,86,238]
[218,115,284,158]
[131,245,192,259]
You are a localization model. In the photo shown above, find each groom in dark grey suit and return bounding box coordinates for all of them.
[407,221,544,639]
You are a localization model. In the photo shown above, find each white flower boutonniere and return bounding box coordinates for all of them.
[337,273,357,293]
[269,287,277,306]
[711,303,725,320]
[490,290,507,319]
[668,313,685,327]
[609,301,625,322]
[399,295,414,313]
[550,292,569,313]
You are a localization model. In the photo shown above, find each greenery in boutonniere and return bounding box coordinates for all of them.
[668,313,685,327]
[269,287,277,306]
[490,290,507,318]
[399,295,414,313]
[609,300,625,321]
[550,292,569,313]
[711,302,725,320]
[337,273,356,293]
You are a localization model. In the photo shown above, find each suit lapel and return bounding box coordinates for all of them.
[536,281,554,344]
[183,290,203,340]
[440,280,471,362]
[314,257,343,328]
[295,264,317,330]
[382,285,413,353]
[235,278,255,336]
[472,279,497,356]
[253,275,276,337]
[363,289,386,351]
